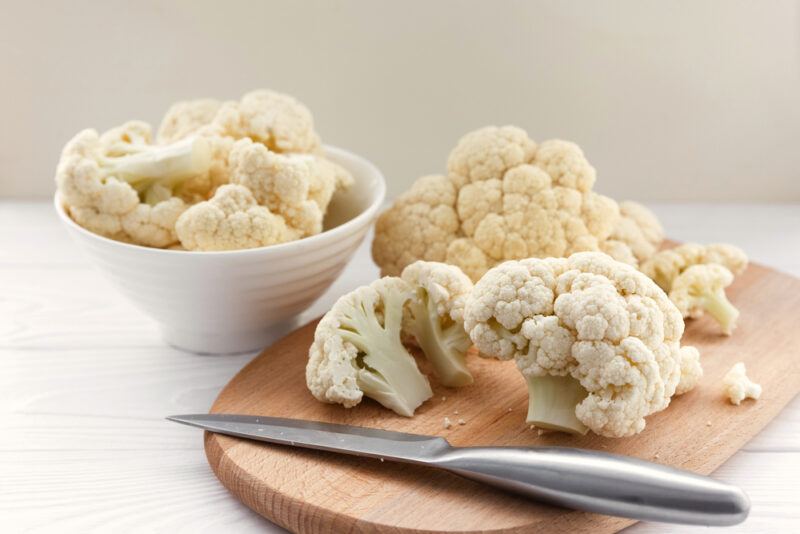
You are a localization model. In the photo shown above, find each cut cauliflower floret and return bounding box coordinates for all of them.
[669,264,739,335]
[175,184,295,251]
[641,243,748,292]
[228,138,351,237]
[306,262,475,416]
[464,252,701,438]
[401,261,474,387]
[306,277,433,417]
[55,122,214,247]
[723,362,762,405]
[374,126,625,281]
[641,243,747,334]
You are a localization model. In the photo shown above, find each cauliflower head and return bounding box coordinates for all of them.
[55,121,216,247]
[372,126,638,281]
[175,184,295,251]
[463,252,701,438]
[401,261,474,386]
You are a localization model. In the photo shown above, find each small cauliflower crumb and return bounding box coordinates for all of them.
[453,410,459,415]
[443,417,453,429]
[458,418,466,425]
[441,396,447,402]
[723,362,762,405]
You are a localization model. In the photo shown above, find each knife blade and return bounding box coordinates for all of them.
[168,413,749,526]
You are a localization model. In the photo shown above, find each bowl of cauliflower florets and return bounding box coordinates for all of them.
[54,89,386,354]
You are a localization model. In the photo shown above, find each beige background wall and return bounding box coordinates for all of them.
[2,0,799,201]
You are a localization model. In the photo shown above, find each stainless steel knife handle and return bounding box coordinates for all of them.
[434,446,749,526]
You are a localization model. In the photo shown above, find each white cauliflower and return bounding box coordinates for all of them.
[175,184,295,251]
[603,201,664,265]
[306,277,433,417]
[464,252,701,438]
[641,243,747,334]
[401,261,474,387]
[641,243,748,292]
[228,138,352,237]
[55,121,212,247]
[306,262,474,416]
[373,126,640,281]
[670,264,739,335]
[723,362,761,405]
[157,98,222,145]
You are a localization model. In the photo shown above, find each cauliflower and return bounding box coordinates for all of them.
[463,252,701,438]
[157,99,222,144]
[372,126,636,281]
[401,261,474,387]
[306,277,433,417]
[55,121,213,247]
[641,243,748,292]
[306,262,475,416]
[641,243,747,333]
[723,362,761,405]
[669,264,739,335]
[175,184,295,251]
[602,201,664,265]
[228,139,352,237]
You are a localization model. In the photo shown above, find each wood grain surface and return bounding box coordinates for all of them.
[205,261,800,534]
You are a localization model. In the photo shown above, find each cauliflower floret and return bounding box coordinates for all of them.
[464,252,700,438]
[641,243,748,292]
[208,89,321,154]
[723,362,762,405]
[533,139,596,192]
[306,277,433,416]
[55,122,215,247]
[228,138,351,237]
[373,126,623,281]
[603,201,664,265]
[401,261,474,387]
[447,126,537,185]
[175,184,295,251]
[157,98,222,144]
[669,264,739,335]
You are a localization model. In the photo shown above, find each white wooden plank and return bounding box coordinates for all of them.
[0,450,286,534]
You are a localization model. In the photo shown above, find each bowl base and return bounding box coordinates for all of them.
[161,319,302,355]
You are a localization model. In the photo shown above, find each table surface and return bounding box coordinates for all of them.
[1,201,798,533]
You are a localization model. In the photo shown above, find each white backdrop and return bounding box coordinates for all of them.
[2,0,799,201]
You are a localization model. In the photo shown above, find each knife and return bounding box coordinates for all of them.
[167,413,749,526]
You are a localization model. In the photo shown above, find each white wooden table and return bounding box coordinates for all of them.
[1,201,798,533]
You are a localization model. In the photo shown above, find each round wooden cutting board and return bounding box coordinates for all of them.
[205,261,800,534]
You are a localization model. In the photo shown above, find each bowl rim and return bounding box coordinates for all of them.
[54,144,387,257]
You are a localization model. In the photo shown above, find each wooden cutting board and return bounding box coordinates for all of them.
[205,260,800,534]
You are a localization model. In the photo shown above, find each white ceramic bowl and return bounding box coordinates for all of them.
[55,146,386,354]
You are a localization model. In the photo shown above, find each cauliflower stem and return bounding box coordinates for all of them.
[697,287,740,335]
[336,287,433,417]
[526,375,589,435]
[406,287,474,387]
[102,136,211,204]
